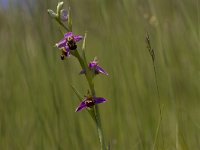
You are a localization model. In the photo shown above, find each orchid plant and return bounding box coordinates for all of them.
[48,2,108,150]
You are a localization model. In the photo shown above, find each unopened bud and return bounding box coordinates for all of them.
[47,9,57,18]
[60,9,68,21]
[57,1,64,15]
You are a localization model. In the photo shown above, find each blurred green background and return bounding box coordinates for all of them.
[0,0,200,149]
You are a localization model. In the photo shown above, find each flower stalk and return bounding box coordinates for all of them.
[146,32,164,149]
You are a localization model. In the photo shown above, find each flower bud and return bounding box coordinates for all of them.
[60,9,68,21]
[57,1,64,15]
[47,9,57,18]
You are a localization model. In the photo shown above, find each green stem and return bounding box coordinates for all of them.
[74,50,106,150]
[153,104,164,150]
[55,18,69,32]
[94,105,106,150]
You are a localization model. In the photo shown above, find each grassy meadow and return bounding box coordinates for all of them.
[0,0,200,149]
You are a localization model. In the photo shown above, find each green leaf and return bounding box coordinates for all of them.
[82,32,88,68]
[71,85,84,102]
[82,32,87,51]
[68,6,72,31]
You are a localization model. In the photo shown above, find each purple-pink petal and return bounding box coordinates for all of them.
[89,62,97,69]
[96,65,108,75]
[64,32,73,38]
[73,35,83,42]
[94,97,107,104]
[75,99,87,112]
[56,38,66,48]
